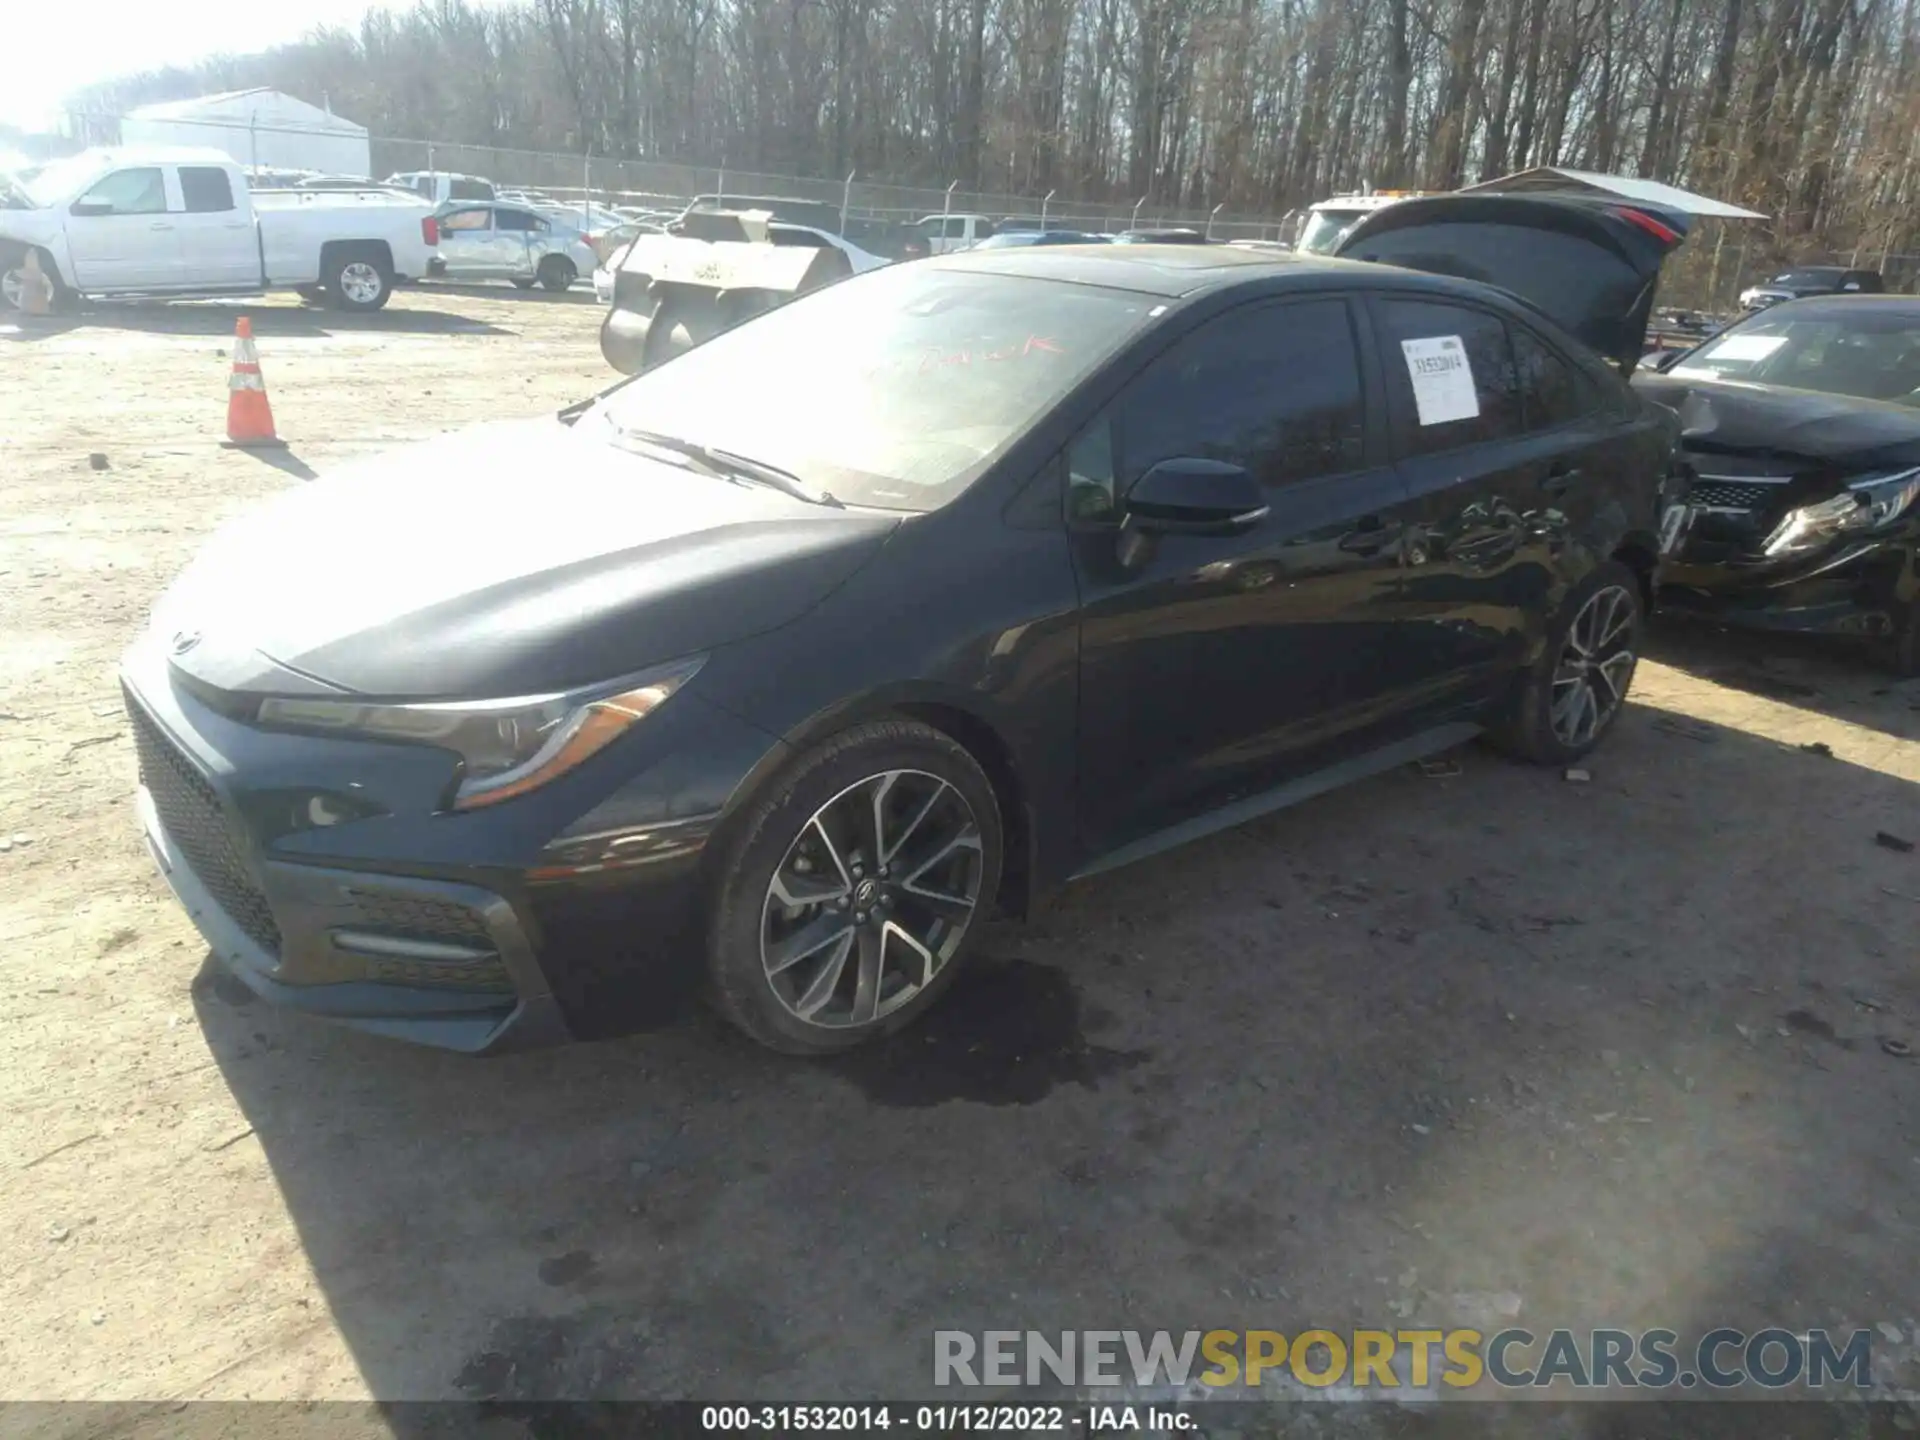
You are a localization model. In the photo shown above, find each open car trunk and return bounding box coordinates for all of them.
[1334,193,1690,376]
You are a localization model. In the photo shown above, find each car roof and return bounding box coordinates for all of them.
[927,243,1480,300]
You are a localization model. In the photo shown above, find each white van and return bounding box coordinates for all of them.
[914,213,997,254]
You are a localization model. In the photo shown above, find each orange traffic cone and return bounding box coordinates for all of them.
[17,250,53,317]
[222,317,284,448]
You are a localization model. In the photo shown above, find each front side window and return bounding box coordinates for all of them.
[1377,298,1523,456]
[594,265,1156,512]
[178,166,234,214]
[1067,298,1368,522]
[73,168,166,216]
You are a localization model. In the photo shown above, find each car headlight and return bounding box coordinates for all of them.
[1763,468,1920,558]
[255,656,703,810]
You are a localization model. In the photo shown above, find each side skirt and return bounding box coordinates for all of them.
[1069,721,1482,881]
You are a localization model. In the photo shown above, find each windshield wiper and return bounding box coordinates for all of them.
[608,424,842,507]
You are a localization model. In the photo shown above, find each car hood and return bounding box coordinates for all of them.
[151,419,899,699]
[1633,372,1920,469]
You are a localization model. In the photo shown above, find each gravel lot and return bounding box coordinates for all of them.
[2,286,1918,1416]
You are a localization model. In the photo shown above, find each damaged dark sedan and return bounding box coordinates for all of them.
[125,194,1693,1056]
[1638,296,1920,673]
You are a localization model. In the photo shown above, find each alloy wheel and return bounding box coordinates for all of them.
[1551,584,1637,747]
[0,267,24,310]
[338,262,384,305]
[759,769,984,1030]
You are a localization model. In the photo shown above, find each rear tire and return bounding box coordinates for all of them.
[706,718,1003,1055]
[537,255,576,292]
[323,249,392,312]
[1486,560,1643,765]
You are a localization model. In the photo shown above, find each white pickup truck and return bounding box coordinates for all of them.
[1,146,441,312]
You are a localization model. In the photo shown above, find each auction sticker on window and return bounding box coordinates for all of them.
[1401,335,1479,426]
[1704,333,1788,362]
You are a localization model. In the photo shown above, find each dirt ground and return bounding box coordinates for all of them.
[3,285,1919,1418]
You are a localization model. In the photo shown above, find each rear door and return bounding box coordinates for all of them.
[1368,294,1547,706]
[1373,294,1662,714]
[1071,294,1427,856]
[493,207,544,274]
[172,165,256,287]
[63,166,177,289]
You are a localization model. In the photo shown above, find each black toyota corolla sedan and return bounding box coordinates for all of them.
[1637,296,1920,672]
[125,194,1691,1055]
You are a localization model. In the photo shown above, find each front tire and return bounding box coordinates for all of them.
[1487,560,1643,765]
[706,719,1004,1055]
[537,255,577,292]
[323,250,392,312]
[1,246,73,313]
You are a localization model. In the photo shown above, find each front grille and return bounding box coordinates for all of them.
[129,699,283,955]
[1690,479,1782,511]
[361,951,513,991]
[337,888,492,944]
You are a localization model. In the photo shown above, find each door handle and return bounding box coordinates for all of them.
[1540,464,1581,495]
[1338,516,1393,555]
[150,222,175,231]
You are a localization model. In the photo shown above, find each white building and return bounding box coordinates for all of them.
[120,89,371,178]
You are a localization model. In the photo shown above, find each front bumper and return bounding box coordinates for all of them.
[1660,535,1916,637]
[139,783,570,1053]
[122,637,780,1053]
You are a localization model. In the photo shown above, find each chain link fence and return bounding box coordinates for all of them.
[369,135,1297,241]
[62,110,1298,242]
[66,110,1920,289]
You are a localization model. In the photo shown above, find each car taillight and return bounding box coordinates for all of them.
[422,216,440,247]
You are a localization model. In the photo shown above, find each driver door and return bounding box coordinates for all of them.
[65,166,178,290]
[1070,295,1424,860]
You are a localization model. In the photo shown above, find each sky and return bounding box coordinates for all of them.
[2,0,390,132]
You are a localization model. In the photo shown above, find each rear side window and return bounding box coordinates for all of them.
[179,167,234,214]
[439,207,490,232]
[1511,325,1593,431]
[1377,298,1522,456]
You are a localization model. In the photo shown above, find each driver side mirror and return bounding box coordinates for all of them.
[69,199,115,218]
[1651,348,1687,373]
[1122,458,1268,537]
